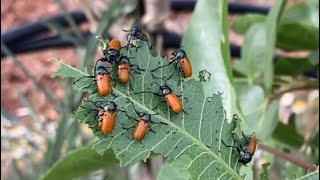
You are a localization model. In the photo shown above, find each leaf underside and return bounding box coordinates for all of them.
[51,42,242,179]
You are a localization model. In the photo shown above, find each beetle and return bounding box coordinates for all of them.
[82,97,125,134]
[134,73,184,113]
[151,48,192,78]
[116,55,145,85]
[74,58,113,96]
[122,99,166,140]
[103,39,122,63]
[222,130,258,165]
[122,26,152,50]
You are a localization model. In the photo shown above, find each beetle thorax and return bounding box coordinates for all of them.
[103,102,116,112]
[141,114,151,123]
[172,49,186,60]
[131,27,142,37]
[238,151,252,164]
[95,66,109,75]
[107,49,120,62]
[159,85,172,95]
[118,56,130,64]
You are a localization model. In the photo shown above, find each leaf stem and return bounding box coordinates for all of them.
[258,143,317,171]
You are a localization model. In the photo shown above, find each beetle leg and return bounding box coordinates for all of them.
[177,77,184,86]
[129,81,134,91]
[151,121,167,125]
[124,113,139,122]
[80,105,99,112]
[73,75,95,84]
[150,60,176,72]
[122,124,135,130]
[117,109,127,113]
[241,132,248,138]
[89,124,98,128]
[133,91,161,97]
[82,79,96,90]
[149,127,156,134]
[122,28,130,32]
[182,109,189,115]
[129,64,145,72]
[221,140,240,152]
[152,100,166,110]
[125,99,143,117]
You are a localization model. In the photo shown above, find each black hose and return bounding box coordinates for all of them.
[170,1,269,14]
[1,2,269,46]
[1,10,87,46]
[1,2,316,78]
[1,31,92,57]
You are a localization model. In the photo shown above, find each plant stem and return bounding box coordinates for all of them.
[258,143,317,171]
[269,82,319,101]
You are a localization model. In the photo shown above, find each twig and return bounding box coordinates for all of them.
[269,82,319,101]
[258,143,317,172]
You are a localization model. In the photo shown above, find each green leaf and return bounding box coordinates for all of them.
[277,21,318,51]
[307,0,319,28]
[234,83,279,140]
[277,2,319,51]
[240,23,266,83]
[272,122,304,148]
[157,155,192,180]
[260,162,271,180]
[232,14,266,34]
[51,43,243,179]
[42,144,119,180]
[286,167,319,180]
[274,57,315,75]
[182,0,238,122]
[263,0,287,95]
[309,49,319,65]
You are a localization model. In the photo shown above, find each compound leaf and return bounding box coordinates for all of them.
[51,42,243,179]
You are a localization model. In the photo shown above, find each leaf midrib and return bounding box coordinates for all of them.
[51,58,241,179]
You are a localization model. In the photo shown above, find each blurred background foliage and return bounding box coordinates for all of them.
[1,0,319,179]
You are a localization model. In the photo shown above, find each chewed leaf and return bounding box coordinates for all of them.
[157,154,192,180]
[52,43,243,179]
[259,162,271,180]
[96,35,108,50]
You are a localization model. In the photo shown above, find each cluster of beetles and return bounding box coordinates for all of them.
[74,26,257,165]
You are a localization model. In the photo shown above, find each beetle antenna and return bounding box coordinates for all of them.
[126,98,142,117]
[164,72,175,85]
[151,81,162,87]
[151,73,167,82]
[150,61,174,72]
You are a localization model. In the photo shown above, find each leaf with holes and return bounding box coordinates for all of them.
[259,162,270,180]
[157,154,192,180]
[51,42,243,179]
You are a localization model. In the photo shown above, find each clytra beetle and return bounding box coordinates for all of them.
[151,48,192,78]
[123,26,152,50]
[134,73,184,113]
[122,99,166,140]
[74,58,113,96]
[116,55,145,85]
[82,97,125,134]
[221,121,258,165]
[103,39,122,63]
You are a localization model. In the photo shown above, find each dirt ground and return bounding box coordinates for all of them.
[1,0,81,122]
